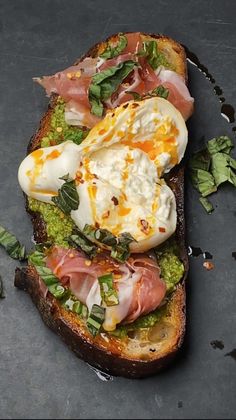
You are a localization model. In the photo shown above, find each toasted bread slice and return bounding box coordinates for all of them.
[15,33,189,378]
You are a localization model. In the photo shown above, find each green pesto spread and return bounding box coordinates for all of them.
[41,98,89,148]
[28,197,75,247]
[155,240,185,294]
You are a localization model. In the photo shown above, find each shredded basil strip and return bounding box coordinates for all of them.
[87,304,105,336]
[128,85,169,101]
[199,196,214,214]
[190,169,217,197]
[89,60,137,117]
[83,224,135,262]
[100,33,127,59]
[139,40,171,70]
[52,174,79,215]
[98,274,119,307]
[0,275,5,299]
[189,135,236,211]
[207,136,234,155]
[68,229,98,258]
[0,225,27,261]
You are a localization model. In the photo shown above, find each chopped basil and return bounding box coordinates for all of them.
[199,196,214,213]
[98,274,119,307]
[0,225,27,261]
[100,33,127,59]
[89,60,137,116]
[0,276,5,299]
[52,174,79,215]
[128,85,169,101]
[207,136,234,155]
[128,91,142,100]
[28,250,46,266]
[189,135,236,212]
[87,304,105,336]
[68,229,98,258]
[83,224,135,262]
[151,85,169,99]
[139,40,172,70]
[211,153,236,187]
[189,148,211,172]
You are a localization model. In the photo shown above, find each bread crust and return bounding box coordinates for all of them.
[15,33,189,378]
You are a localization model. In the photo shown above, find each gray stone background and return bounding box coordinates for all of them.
[0,0,235,418]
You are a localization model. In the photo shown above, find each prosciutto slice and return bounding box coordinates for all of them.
[46,246,166,331]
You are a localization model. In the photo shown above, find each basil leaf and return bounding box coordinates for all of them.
[28,250,46,266]
[199,196,214,213]
[189,148,211,172]
[89,60,137,116]
[151,85,169,99]
[139,41,172,70]
[83,224,117,247]
[211,153,236,187]
[100,34,127,59]
[0,276,5,299]
[68,229,98,258]
[110,245,130,263]
[52,174,79,215]
[128,91,142,100]
[190,169,217,197]
[87,304,105,336]
[0,225,27,261]
[98,274,119,307]
[207,136,234,155]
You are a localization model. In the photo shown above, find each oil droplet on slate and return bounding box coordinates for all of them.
[211,340,224,350]
[188,246,213,259]
[221,104,235,123]
[88,365,114,382]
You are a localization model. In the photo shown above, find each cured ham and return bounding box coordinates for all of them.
[46,246,166,331]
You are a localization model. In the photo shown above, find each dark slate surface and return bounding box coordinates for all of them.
[0,1,235,418]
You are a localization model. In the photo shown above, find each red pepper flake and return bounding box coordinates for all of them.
[131,102,139,108]
[159,227,166,233]
[111,196,119,206]
[95,222,100,229]
[203,261,215,271]
[99,128,106,135]
[140,219,150,234]
[123,103,129,109]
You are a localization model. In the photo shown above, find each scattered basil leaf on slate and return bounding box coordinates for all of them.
[52,174,79,215]
[0,225,27,261]
[211,153,236,187]
[189,149,211,172]
[189,135,236,212]
[100,33,127,59]
[190,169,217,197]
[89,60,137,117]
[0,276,5,299]
[199,196,214,214]
[207,136,234,155]
[68,229,98,258]
[139,40,171,70]
[98,273,119,307]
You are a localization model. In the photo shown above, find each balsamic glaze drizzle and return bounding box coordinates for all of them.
[183,45,236,131]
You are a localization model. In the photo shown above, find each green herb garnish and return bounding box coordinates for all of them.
[100,33,127,59]
[83,225,135,263]
[52,174,79,215]
[189,135,236,212]
[89,60,137,117]
[87,304,105,336]
[98,274,119,307]
[68,229,98,258]
[151,85,169,99]
[139,40,172,70]
[0,225,26,261]
[0,276,5,299]
[199,197,214,214]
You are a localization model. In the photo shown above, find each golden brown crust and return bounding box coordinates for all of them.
[15,32,189,378]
